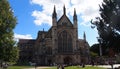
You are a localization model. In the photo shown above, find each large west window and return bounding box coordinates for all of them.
[58,31,73,53]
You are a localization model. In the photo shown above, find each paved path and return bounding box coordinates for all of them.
[25,64,120,69]
[97,64,120,69]
[25,66,52,69]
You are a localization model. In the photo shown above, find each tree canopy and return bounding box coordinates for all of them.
[90,44,109,56]
[0,0,18,63]
[91,0,120,53]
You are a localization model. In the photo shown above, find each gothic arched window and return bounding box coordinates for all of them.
[58,31,73,53]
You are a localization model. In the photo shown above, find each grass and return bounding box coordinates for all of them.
[7,66,34,69]
[44,66,107,69]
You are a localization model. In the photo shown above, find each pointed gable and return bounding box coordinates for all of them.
[57,15,73,27]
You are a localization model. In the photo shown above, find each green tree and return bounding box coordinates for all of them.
[90,44,99,55]
[90,44,108,56]
[0,0,18,63]
[91,0,120,53]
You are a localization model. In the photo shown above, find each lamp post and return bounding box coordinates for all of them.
[97,37,102,56]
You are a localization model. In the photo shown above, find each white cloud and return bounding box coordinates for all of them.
[32,10,52,25]
[30,0,103,26]
[14,33,33,42]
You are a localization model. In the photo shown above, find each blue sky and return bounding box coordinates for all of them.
[8,0,103,46]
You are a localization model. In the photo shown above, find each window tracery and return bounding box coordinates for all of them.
[58,31,73,53]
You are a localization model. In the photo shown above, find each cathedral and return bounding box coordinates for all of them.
[18,6,90,65]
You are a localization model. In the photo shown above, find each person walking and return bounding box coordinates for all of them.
[109,60,113,69]
[57,64,60,69]
[61,65,64,69]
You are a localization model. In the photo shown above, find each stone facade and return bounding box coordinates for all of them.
[18,39,35,64]
[18,6,90,65]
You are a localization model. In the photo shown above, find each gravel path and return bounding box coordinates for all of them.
[25,66,51,69]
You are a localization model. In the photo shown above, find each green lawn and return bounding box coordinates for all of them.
[7,66,34,69]
[45,66,107,69]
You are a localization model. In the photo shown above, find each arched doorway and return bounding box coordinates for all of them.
[64,56,72,65]
[47,59,52,65]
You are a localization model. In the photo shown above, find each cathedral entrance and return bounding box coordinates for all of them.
[64,56,72,65]
[47,59,52,65]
